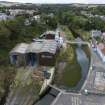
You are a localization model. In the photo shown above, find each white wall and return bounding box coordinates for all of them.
[97,47,105,62]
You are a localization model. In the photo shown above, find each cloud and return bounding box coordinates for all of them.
[1,0,105,4]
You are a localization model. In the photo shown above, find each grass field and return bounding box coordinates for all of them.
[54,45,81,88]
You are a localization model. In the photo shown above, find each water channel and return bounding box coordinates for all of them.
[74,45,90,90]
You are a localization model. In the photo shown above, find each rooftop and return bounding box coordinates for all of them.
[26,40,58,54]
[10,40,58,55]
[10,43,29,54]
[45,31,56,35]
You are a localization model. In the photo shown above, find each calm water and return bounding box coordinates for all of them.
[74,46,89,90]
[34,45,90,105]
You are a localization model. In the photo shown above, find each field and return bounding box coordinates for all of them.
[54,45,81,89]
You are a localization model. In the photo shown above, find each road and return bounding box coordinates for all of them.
[5,67,38,105]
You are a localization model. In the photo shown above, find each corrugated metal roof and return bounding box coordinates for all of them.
[26,40,58,54]
[10,39,58,55]
[26,41,43,53]
[10,43,29,54]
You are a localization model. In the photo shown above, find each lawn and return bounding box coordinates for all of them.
[60,25,75,40]
[0,66,16,99]
[11,67,42,94]
[7,67,43,104]
[77,29,91,41]
[54,45,81,88]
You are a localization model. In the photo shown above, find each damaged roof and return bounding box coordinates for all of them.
[10,40,58,55]
[10,43,29,54]
[26,39,58,54]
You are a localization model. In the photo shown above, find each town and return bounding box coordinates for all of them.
[0,1,105,105]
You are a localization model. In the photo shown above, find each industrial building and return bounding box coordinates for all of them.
[9,43,29,66]
[9,40,58,66]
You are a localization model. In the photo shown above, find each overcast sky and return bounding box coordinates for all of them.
[0,0,105,4]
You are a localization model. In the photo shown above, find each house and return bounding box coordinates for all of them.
[40,31,56,39]
[0,12,14,21]
[91,30,102,37]
[32,15,40,22]
[9,9,35,16]
[97,43,105,62]
[91,38,97,51]
[9,43,29,66]
[24,19,31,26]
[10,40,58,66]
[102,32,105,40]
[40,31,64,46]
[26,40,58,66]
[0,13,8,21]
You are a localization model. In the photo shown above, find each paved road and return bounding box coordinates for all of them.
[51,93,105,105]
[51,45,105,105]
[5,67,36,105]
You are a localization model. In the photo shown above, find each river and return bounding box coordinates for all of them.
[74,45,89,90]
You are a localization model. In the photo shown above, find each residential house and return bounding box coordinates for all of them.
[32,15,40,22]
[0,13,8,20]
[0,12,14,21]
[97,43,105,62]
[40,31,56,39]
[40,31,64,46]
[91,30,102,38]
[102,32,105,40]
[9,9,35,16]
[91,38,97,51]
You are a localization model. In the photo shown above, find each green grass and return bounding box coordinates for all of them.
[77,29,90,41]
[95,37,102,43]
[0,66,16,98]
[60,25,74,40]
[62,62,81,87]
[12,68,42,93]
[55,45,81,88]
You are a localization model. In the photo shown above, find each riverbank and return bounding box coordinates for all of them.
[53,43,90,91]
[0,65,16,105]
[54,44,81,90]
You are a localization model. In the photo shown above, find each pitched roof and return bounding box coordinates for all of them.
[26,39,58,54]
[10,43,29,54]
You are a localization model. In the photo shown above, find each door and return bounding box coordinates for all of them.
[27,53,37,66]
[12,55,17,65]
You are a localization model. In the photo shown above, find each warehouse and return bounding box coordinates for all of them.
[9,43,29,66]
[26,40,58,66]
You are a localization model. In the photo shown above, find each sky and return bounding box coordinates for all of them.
[0,0,105,4]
